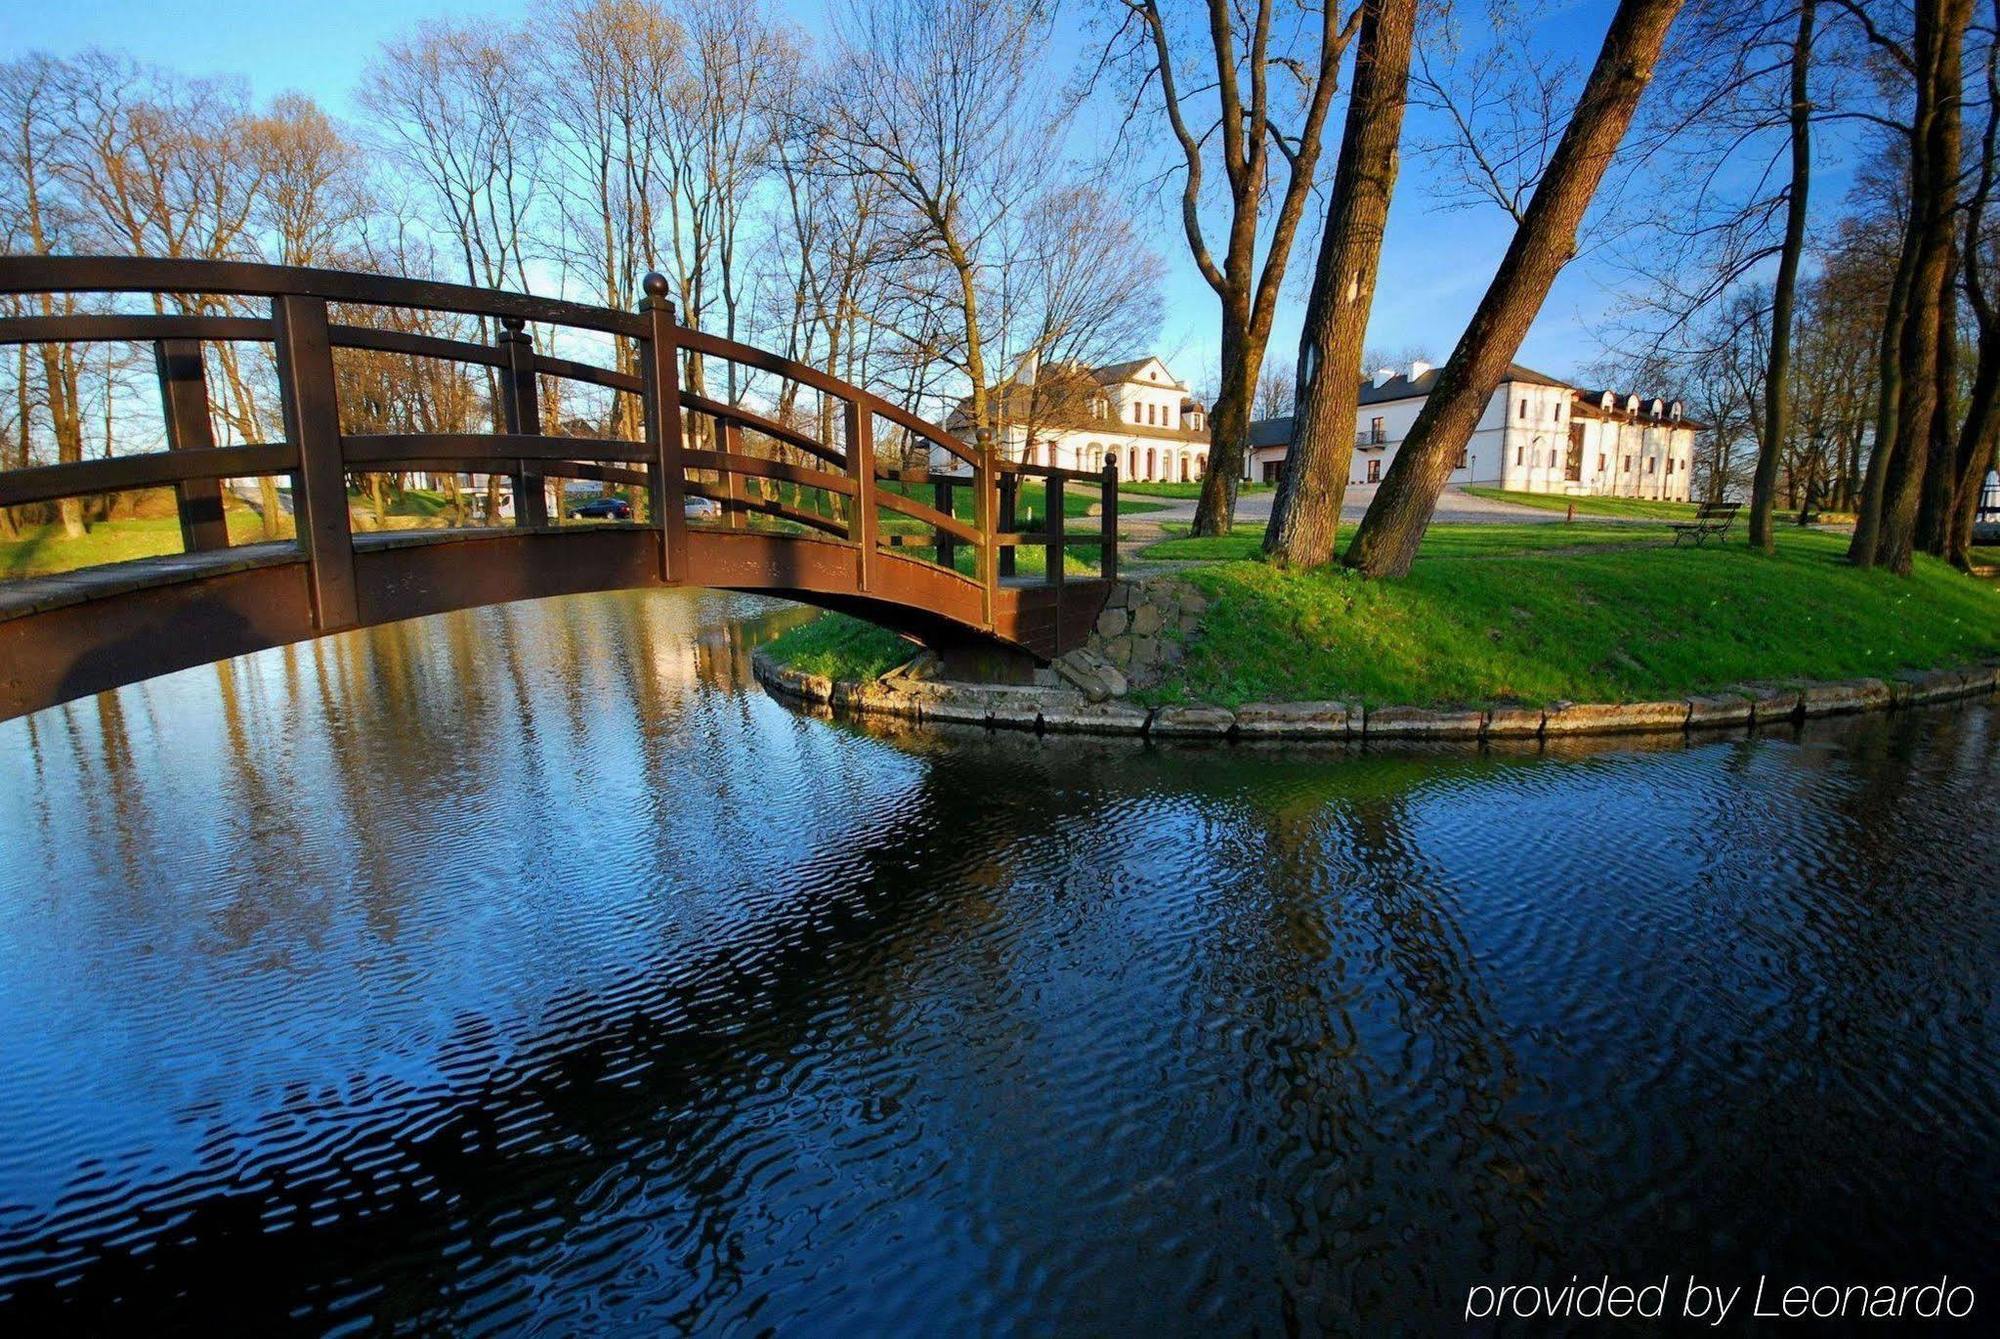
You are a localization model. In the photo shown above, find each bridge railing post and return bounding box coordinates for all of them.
[272,292,359,631]
[998,468,1017,579]
[1046,469,1063,587]
[638,273,689,582]
[154,337,230,553]
[933,475,957,573]
[498,317,548,528]
[978,443,997,628]
[844,398,877,591]
[1101,457,1118,583]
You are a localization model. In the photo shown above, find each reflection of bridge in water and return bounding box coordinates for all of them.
[0,257,1117,721]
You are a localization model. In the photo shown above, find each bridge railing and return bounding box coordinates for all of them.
[0,257,1122,637]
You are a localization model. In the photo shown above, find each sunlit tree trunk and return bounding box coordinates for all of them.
[1344,0,1686,578]
[1264,0,1418,568]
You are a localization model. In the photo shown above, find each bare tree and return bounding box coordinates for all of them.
[362,21,545,520]
[0,56,88,535]
[817,0,1056,449]
[1103,0,1363,534]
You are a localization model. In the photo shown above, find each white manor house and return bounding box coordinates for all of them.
[943,355,1211,482]
[1248,361,1701,501]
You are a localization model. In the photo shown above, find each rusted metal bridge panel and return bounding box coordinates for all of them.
[0,257,1120,721]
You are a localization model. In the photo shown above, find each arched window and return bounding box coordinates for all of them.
[1146,447,1157,479]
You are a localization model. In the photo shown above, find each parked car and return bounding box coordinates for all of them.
[685,496,720,519]
[570,496,632,520]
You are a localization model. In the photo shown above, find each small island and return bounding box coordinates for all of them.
[756,519,2000,738]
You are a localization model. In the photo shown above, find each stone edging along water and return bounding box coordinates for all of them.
[752,649,2000,741]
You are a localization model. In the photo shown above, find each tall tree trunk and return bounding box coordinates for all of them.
[1192,299,1257,534]
[1751,0,1816,553]
[1264,0,1419,568]
[1849,213,1920,564]
[1917,232,1960,553]
[1876,0,1970,575]
[1344,0,1685,578]
[37,342,85,538]
[1947,339,1999,566]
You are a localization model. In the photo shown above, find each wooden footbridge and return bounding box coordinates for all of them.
[0,257,1118,721]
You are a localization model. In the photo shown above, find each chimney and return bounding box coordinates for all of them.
[1372,367,1396,388]
[1409,359,1433,381]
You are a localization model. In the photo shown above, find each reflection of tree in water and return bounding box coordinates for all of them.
[0,729,1086,1329]
[9,628,1996,1332]
[1161,755,1564,1331]
[1637,705,2000,1278]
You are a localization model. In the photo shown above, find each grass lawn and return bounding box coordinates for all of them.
[766,525,1999,711]
[759,612,920,681]
[1154,527,1998,708]
[1118,480,1273,500]
[1,510,291,580]
[1462,486,1704,520]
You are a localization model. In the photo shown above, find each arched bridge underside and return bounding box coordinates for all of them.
[0,258,1118,722]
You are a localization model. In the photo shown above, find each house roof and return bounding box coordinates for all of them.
[1571,388,1705,430]
[1357,361,1570,406]
[1249,416,1295,448]
[1091,355,1185,389]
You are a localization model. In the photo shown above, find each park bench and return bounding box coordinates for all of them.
[1670,501,1740,548]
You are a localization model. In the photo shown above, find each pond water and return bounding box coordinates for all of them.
[0,589,1995,1333]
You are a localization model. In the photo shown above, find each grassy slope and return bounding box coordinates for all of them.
[1156,528,1998,708]
[1462,486,1702,520]
[760,613,918,681]
[766,526,1999,710]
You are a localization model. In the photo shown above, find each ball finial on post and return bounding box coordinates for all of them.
[642,272,670,300]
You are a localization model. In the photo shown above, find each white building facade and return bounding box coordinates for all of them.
[1247,362,1698,500]
[942,356,1210,482]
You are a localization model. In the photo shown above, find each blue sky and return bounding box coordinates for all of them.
[5,0,1829,392]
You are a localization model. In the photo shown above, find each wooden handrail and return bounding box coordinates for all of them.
[680,448,857,495]
[0,258,1146,657]
[0,255,646,337]
[0,442,296,510]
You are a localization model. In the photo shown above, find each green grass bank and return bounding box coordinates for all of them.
[765,525,2000,709]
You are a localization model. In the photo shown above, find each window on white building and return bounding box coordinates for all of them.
[1518,398,1527,420]
[1515,446,1523,466]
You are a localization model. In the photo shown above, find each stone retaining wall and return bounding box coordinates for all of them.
[752,650,2000,741]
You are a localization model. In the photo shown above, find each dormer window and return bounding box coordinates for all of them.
[1600,392,1614,410]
